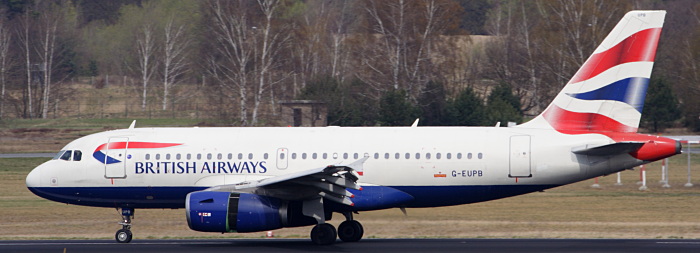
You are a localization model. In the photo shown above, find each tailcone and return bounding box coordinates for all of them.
[629,135,681,162]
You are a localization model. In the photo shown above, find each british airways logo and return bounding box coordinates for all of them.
[93,142,182,164]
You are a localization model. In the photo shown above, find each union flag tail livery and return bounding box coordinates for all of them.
[26,11,680,245]
[521,11,665,134]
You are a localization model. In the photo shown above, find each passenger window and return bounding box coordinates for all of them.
[186,154,192,160]
[415,153,420,159]
[405,153,410,159]
[468,153,473,159]
[478,153,483,159]
[333,153,338,159]
[238,153,243,159]
[302,153,307,159]
[145,154,151,160]
[280,153,285,159]
[457,153,462,159]
[354,153,359,159]
[264,153,269,159]
[60,150,72,161]
[446,153,452,159]
[374,153,379,159]
[426,153,431,159]
[155,154,161,160]
[292,153,297,159]
[206,153,212,160]
[248,153,253,159]
[343,153,348,159]
[323,153,328,159]
[176,154,181,160]
[384,153,389,159]
[197,154,202,160]
[166,154,171,160]
[394,153,400,159]
[73,150,82,161]
[312,153,317,159]
[217,153,222,160]
[436,153,441,159]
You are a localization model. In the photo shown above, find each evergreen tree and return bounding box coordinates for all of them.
[379,89,419,126]
[445,87,487,126]
[486,83,523,125]
[417,80,447,126]
[299,77,377,126]
[641,77,681,133]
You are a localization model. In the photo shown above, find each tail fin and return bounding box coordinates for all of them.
[519,10,666,134]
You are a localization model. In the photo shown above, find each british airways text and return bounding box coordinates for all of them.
[134,161,267,174]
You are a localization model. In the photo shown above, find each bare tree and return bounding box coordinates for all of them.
[17,8,34,118]
[36,3,62,119]
[136,23,158,111]
[206,0,253,125]
[250,0,290,125]
[359,0,461,100]
[0,22,10,119]
[161,17,190,110]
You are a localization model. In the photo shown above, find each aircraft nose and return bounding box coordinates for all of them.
[26,165,42,188]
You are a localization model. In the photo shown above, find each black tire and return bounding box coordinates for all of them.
[115,229,133,243]
[338,220,364,242]
[310,223,337,245]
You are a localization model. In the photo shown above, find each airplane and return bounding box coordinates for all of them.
[26,10,679,245]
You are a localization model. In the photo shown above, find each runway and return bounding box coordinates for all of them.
[1,239,699,253]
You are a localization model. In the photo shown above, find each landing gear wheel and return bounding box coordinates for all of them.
[115,229,132,243]
[310,223,337,245]
[338,220,364,242]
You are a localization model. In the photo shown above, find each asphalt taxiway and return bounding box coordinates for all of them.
[1,239,699,253]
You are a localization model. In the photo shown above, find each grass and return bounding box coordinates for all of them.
[1,155,700,240]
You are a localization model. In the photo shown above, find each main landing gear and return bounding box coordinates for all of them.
[309,212,364,245]
[115,208,134,243]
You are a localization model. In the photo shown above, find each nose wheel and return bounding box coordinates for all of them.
[115,208,134,243]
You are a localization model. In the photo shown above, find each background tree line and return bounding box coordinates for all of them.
[0,0,694,132]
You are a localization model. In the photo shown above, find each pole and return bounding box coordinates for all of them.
[662,158,671,188]
[615,172,622,186]
[685,141,693,187]
[639,165,648,191]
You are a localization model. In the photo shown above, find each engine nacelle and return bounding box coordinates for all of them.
[186,191,284,233]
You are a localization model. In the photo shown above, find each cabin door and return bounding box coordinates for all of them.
[104,137,129,178]
[509,135,532,178]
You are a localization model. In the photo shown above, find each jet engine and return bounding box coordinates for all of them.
[186,191,320,233]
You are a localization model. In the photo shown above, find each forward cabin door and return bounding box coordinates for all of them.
[104,137,129,178]
[509,135,532,178]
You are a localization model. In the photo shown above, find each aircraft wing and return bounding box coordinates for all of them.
[205,157,367,206]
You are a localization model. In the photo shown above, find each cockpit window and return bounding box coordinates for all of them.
[53,150,66,160]
[60,150,73,161]
[73,150,82,161]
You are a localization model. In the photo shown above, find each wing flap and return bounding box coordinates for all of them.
[206,157,368,206]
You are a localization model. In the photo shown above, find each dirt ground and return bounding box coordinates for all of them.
[2,156,700,240]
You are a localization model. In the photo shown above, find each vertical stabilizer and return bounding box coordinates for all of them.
[519,11,666,134]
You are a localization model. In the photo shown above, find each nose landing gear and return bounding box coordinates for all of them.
[115,208,133,243]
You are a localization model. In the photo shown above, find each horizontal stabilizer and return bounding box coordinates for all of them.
[572,142,644,156]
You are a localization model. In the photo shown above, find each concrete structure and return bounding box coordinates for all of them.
[278,100,327,127]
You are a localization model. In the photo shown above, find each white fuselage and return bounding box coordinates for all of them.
[26,126,641,209]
